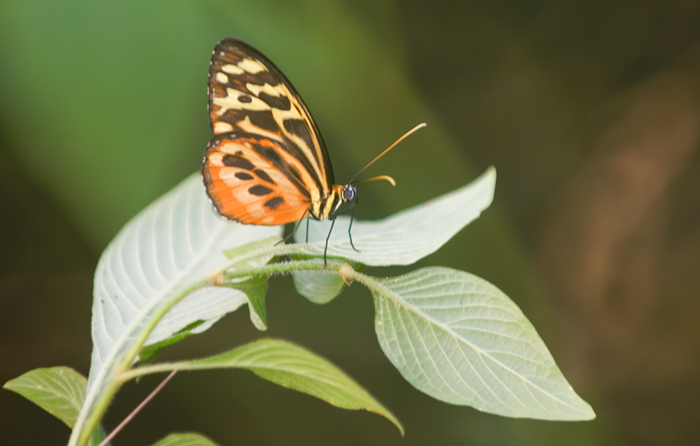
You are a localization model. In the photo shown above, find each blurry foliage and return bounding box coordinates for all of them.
[1,0,699,445]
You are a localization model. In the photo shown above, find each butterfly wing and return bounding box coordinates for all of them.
[204,38,334,224]
[203,133,315,225]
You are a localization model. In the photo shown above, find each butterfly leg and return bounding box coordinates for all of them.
[323,216,337,266]
[305,216,310,243]
[277,209,309,245]
[332,204,361,253]
[347,206,360,253]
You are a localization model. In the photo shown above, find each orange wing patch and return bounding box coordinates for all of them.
[203,135,312,225]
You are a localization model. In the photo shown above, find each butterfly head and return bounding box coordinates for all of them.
[341,184,357,202]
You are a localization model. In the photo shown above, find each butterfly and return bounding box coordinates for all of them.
[202,38,423,263]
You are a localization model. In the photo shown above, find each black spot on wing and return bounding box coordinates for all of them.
[249,185,273,196]
[238,94,252,103]
[254,169,276,184]
[222,154,254,170]
[256,144,282,164]
[264,197,285,210]
[230,110,279,135]
[235,172,254,181]
[219,68,278,94]
[242,70,277,87]
[258,92,291,111]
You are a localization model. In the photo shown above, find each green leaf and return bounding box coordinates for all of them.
[223,236,280,330]
[223,236,281,264]
[371,267,595,420]
[4,367,87,428]
[227,275,269,331]
[85,173,281,421]
[89,425,107,446]
[294,167,496,266]
[151,432,220,446]
[137,338,403,434]
[293,271,347,304]
[138,320,207,365]
[291,256,366,304]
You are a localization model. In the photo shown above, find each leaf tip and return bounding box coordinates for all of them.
[482,165,497,189]
[579,403,597,420]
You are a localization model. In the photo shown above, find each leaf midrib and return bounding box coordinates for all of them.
[373,271,587,415]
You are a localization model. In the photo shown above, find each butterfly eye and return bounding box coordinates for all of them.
[342,184,356,201]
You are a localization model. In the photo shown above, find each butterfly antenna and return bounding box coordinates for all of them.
[356,174,396,186]
[348,123,426,184]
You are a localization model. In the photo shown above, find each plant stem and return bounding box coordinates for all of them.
[97,371,177,446]
[73,277,209,446]
[118,264,396,384]
[225,259,339,280]
[69,245,343,446]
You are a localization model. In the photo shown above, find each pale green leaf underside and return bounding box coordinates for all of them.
[4,367,87,428]
[223,236,280,265]
[151,433,220,446]
[157,338,403,434]
[86,173,280,415]
[295,167,495,266]
[373,267,595,420]
[293,270,347,304]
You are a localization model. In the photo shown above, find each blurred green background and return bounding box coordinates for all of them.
[2,1,699,445]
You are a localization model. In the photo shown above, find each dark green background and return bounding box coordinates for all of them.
[2,1,699,445]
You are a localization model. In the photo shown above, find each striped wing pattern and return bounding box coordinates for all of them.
[202,38,335,225]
